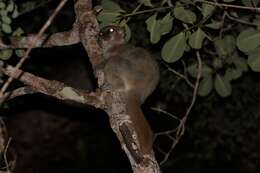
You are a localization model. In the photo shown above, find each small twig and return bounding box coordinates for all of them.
[151,107,180,121]
[154,145,167,155]
[125,3,143,22]
[195,0,260,11]
[180,51,202,128]
[219,11,227,38]
[3,138,11,173]
[154,128,178,138]
[163,62,194,88]
[168,67,194,88]
[122,6,172,17]
[181,60,188,78]
[167,0,173,7]
[0,0,68,95]
[159,139,178,165]
[225,12,257,26]
[221,23,236,34]
[159,51,202,165]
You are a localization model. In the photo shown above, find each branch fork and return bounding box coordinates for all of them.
[0,0,161,172]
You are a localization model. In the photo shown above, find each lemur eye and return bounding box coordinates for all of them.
[109,28,114,32]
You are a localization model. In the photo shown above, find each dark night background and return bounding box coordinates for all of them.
[0,0,259,173]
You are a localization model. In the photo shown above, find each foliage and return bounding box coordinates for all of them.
[0,0,24,60]
[96,0,260,98]
[96,1,260,169]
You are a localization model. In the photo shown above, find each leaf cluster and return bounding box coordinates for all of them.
[0,0,24,60]
[96,0,260,98]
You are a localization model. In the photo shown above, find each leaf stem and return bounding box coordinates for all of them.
[195,0,260,11]
[122,6,172,17]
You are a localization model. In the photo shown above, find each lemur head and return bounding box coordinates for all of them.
[99,25,125,48]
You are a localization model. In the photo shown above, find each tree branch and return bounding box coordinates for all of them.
[195,0,260,11]
[0,0,69,95]
[72,1,161,172]
[74,0,103,69]
[1,65,107,109]
[0,25,80,49]
[155,51,202,165]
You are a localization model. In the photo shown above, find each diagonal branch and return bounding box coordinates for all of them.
[0,25,80,49]
[195,0,260,11]
[1,65,107,109]
[0,0,69,95]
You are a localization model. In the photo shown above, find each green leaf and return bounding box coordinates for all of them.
[0,49,13,60]
[214,35,236,56]
[245,46,260,55]
[224,68,242,81]
[214,74,232,97]
[124,24,131,42]
[160,12,173,35]
[198,76,213,96]
[253,15,260,27]
[237,28,260,53]
[187,63,213,78]
[97,12,120,27]
[224,35,236,55]
[205,20,222,29]
[98,0,124,27]
[139,0,153,7]
[232,56,248,72]
[214,38,227,56]
[101,0,124,12]
[173,7,196,24]
[1,23,12,33]
[146,13,160,43]
[12,27,24,36]
[0,2,6,9]
[146,13,173,44]
[0,10,7,16]
[188,28,207,49]
[161,32,186,63]
[12,5,19,18]
[119,20,131,42]
[201,4,215,18]
[15,49,25,58]
[6,1,14,12]
[248,49,260,72]
[2,15,11,24]
[213,58,223,69]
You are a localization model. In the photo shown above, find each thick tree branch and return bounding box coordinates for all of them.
[0,25,80,49]
[74,0,103,68]
[107,91,161,173]
[73,1,161,172]
[1,65,107,109]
